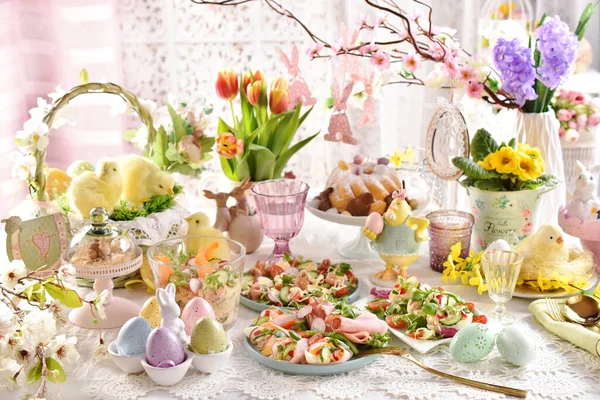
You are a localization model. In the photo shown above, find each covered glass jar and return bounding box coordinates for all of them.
[66,207,136,266]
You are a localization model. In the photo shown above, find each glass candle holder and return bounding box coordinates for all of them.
[426,210,475,272]
[480,250,523,325]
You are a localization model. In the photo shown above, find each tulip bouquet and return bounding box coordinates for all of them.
[551,89,600,143]
[214,69,318,182]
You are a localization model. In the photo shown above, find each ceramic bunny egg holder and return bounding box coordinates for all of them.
[109,283,232,385]
[559,160,600,274]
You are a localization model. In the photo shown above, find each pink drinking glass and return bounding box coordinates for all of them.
[252,179,309,264]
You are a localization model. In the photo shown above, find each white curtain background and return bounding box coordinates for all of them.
[2,0,600,216]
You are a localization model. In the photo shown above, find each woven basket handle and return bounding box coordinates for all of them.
[34,82,156,201]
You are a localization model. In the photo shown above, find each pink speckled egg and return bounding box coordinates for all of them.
[181,297,216,335]
[365,212,384,235]
[146,327,186,368]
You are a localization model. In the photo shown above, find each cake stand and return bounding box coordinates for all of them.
[65,247,143,329]
[306,205,378,259]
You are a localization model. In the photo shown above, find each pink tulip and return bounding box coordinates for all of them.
[568,121,578,129]
[588,112,600,126]
[576,113,588,129]
[557,109,573,122]
[569,91,585,104]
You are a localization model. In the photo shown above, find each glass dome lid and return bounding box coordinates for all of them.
[67,207,137,266]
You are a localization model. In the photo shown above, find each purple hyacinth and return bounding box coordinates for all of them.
[493,38,537,107]
[535,16,578,89]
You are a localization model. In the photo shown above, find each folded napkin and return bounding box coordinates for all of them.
[529,298,600,357]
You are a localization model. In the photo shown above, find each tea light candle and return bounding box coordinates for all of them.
[426,210,475,272]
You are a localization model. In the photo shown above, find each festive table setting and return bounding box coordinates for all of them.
[3,1,600,399]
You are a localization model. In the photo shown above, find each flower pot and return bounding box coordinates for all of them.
[516,111,566,225]
[467,185,556,250]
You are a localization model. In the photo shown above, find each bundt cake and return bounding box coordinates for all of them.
[321,159,403,216]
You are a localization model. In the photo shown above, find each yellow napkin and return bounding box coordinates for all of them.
[529,298,600,357]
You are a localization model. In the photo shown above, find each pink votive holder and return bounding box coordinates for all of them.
[426,210,475,273]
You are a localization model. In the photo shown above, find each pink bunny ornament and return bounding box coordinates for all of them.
[335,23,360,79]
[325,78,356,145]
[279,45,316,108]
[358,70,377,128]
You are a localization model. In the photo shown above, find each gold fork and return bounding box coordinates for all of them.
[357,347,528,398]
[545,297,566,322]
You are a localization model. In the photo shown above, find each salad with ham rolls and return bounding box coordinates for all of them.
[245,298,390,364]
[366,276,487,340]
[242,256,358,308]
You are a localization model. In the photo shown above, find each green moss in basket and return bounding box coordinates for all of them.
[110,184,184,221]
[55,192,74,214]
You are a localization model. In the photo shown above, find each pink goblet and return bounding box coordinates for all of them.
[252,179,309,264]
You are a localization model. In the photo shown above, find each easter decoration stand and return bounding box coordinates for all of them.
[363,188,430,287]
[63,208,143,329]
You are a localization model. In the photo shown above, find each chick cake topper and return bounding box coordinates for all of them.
[363,187,430,287]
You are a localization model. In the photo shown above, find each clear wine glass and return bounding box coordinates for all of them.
[481,250,523,325]
[252,179,309,265]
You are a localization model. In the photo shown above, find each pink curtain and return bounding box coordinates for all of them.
[0,0,124,216]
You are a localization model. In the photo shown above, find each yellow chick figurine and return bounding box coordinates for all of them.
[184,212,230,261]
[119,155,175,205]
[515,224,569,280]
[67,158,122,218]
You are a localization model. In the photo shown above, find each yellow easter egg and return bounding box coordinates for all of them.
[139,296,161,328]
[140,254,156,291]
[45,168,72,199]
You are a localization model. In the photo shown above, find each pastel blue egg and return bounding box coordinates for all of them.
[116,317,152,356]
[449,323,495,363]
[496,325,536,366]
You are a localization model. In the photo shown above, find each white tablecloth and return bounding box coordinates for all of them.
[6,211,600,400]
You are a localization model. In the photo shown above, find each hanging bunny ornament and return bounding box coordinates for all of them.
[325,75,356,145]
[335,23,360,79]
[157,283,188,343]
[279,44,316,108]
[357,70,377,128]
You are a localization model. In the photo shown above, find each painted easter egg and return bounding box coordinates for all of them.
[496,325,536,366]
[449,323,495,363]
[66,160,95,178]
[365,212,384,234]
[45,168,72,199]
[116,317,152,356]
[146,327,187,368]
[139,296,161,329]
[181,297,216,336]
[485,239,511,253]
[189,317,228,354]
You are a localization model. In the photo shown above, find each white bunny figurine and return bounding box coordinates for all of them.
[566,161,600,221]
[157,283,188,343]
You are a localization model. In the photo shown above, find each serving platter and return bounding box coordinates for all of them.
[243,338,379,375]
[240,278,362,312]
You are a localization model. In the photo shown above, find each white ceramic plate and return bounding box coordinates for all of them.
[306,205,367,227]
[513,274,598,299]
[354,296,497,354]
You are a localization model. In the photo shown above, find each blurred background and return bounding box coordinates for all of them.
[1,0,598,216]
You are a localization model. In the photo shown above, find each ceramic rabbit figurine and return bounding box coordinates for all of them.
[157,283,188,343]
[325,78,356,145]
[228,177,252,217]
[566,161,600,221]
[203,189,231,231]
[279,45,316,108]
[358,71,376,128]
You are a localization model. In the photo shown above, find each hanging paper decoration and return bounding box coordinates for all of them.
[357,70,376,128]
[279,45,316,108]
[325,77,355,145]
[335,23,360,79]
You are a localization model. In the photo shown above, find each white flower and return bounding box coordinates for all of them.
[48,85,66,103]
[0,260,27,290]
[92,343,109,363]
[0,358,21,390]
[10,152,37,181]
[48,335,79,366]
[21,310,57,347]
[57,265,77,286]
[131,126,149,149]
[15,122,49,153]
[93,289,110,320]
[424,64,449,88]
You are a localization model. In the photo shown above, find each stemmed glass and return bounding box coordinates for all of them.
[480,250,524,325]
[252,179,309,264]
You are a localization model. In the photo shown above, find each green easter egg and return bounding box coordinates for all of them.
[449,323,495,363]
[67,160,95,178]
[189,317,228,354]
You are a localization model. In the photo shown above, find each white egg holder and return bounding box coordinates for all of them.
[109,338,233,385]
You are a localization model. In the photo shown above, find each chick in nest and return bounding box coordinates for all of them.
[119,155,175,205]
[68,158,122,218]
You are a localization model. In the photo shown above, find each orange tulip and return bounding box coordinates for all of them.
[216,132,244,159]
[246,80,262,106]
[243,70,264,91]
[215,69,239,101]
[269,77,289,114]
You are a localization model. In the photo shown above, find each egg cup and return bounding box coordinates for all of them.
[188,341,233,373]
[141,353,193,386]
[108,341,145,374]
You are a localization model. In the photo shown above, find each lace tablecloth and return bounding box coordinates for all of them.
[7,212,600,400]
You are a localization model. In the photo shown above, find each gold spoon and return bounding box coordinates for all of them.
[564,295,600,326]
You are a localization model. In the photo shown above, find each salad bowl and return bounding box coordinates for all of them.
[147,236,246,330]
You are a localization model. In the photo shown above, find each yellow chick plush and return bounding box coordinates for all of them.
[184,212,230,261]
[515,224,569,280]
[119,155,175,205]
[67,158,122,218]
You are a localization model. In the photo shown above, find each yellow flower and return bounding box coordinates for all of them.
[460,272,470,285]
[404,146,415,164]
[518,144,545,173]
[488,147,520,174]
[469,268,488,294]
[478,154,495,171]
[389,149,404,167]
[594,282,600,298]
[516,155,542,181]
[449,242,462,260]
